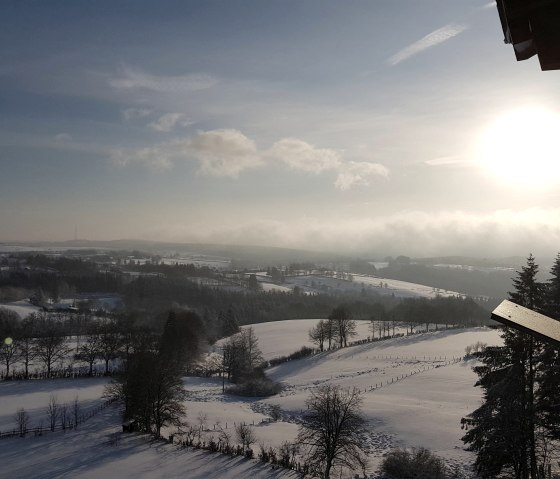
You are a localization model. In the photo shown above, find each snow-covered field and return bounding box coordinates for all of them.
[244,319,414,360]
[0,299,42,318]
[272,273,465,299]
[351,274,466,299]
[0,322,502,478]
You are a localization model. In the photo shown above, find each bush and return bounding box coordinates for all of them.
[227,368,282,397]
[227,376,282,397]
[381,447,451,479]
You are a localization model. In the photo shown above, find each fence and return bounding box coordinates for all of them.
[0,397,117,440]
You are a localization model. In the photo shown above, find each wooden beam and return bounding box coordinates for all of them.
[491,300,560,346]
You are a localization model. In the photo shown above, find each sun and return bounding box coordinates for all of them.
[477,107,560,188]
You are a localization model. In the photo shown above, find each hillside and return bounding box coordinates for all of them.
[0,322,502,478]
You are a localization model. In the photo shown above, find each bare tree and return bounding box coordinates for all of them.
[242,327,263,369]
[0,338,19,378]
[298,384,368,479]
[308,320,328,352]
[270,404,282,422]
[325,318,337,350]
[218,427,232,452]
[47,394,60,432]
[17,315,37,378]
[15,408,30,436]
[33,314,69,377]
[75,327,101,375]
[60,401,69,430]
[222,327,264,383]
[328,306,357,348]
[73,395,80,429]
[97,319,122,374]
[235,422,257,451]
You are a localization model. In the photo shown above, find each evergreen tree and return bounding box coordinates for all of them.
[536,254,560,445]
[220,308,239,337]
[462,255,546,478]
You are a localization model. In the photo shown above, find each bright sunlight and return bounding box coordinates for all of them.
[477,107,560,188]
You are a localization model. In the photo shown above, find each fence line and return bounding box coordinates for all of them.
[0,397,117,440]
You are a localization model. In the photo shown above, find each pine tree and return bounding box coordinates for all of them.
[462,255,545,478]
[536,254,560,444]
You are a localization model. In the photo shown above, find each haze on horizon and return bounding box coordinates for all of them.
[2,1,560,259]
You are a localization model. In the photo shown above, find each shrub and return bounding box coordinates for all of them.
[228,377,282,397]
[381,447,451,479]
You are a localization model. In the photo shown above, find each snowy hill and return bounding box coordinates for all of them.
[0,323,502,478]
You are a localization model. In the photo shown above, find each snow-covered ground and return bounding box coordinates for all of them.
[245,319,412,360]
[0,299,42,318]
[351,274,465,299]
[0,322,502,478]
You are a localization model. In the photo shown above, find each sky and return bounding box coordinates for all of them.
[1,0,560,258]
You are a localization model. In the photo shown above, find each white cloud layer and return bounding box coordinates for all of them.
[122,107,152,121]
[150,208,560,258]
[110,66,218,92]
[388,23,468,65]
[111,130,389,186]
[267,138,341,173]
[54,133,72,142]
[187,129,262,177]
[109,143,179,170]
[335,161,389,190]
[149,113,193,132]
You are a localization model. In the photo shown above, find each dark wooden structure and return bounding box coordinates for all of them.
[496,0,560,70]
[491,300,560,346]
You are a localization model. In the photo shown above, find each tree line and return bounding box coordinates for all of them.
[0,308,206,380]
[1,253,491,333]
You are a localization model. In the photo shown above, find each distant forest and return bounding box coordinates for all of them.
[0,253,491,343]
[376,258,515,300]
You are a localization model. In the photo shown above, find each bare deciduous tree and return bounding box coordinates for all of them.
[97,319,122,374]
[0,338,19,378]
[73,395,80,429]
[75,327,101,375]
[308,320,328,352]
[328,306,357,348]
[235,423,257,451]
[60,401,68,430]
[33,314,69,377]
[15,408,30,436]
[298,384,368,479]
[47,394,59,432]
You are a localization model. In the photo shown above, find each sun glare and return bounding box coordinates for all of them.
[477,107,560,188]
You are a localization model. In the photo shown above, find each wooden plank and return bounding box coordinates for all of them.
[491,300,560,346]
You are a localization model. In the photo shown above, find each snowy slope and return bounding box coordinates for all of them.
[0,324,502,478]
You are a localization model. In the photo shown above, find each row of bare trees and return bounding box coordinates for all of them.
[308,306,358,352]
[0,312,127,379]
[12,394,81,437]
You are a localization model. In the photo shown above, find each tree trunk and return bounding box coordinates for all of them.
[528,338,537,479]
[324,458,332,479]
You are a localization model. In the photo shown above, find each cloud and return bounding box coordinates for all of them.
[388,23,468,66]
[109,66,218,93]
[424,155,473,167]
[122,107,152,121]
[109,143,180,170]
[149,113,193,132]
[152,208,560,258]
[187,129,262,177]
[266,138,341,173]
[111,130,389,187]
[54,133,72,142]
[110,129,262,177]
[334,161,389,191]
